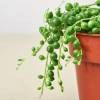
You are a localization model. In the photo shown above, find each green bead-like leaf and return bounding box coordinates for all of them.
[65,26,75,35]
[32,47,36,52]
[39,55,46,60]
[48,64,54,70]
[73,39,80,48]
[38,75,44,79]
[45,10,53,19]
[51,59,58,66]
[96,0,100,6]
[37,87,42,90]
[58,79,63,86]
[40,40,44,45]
[46,80,52,86]
[74,26,81,32]
[39,27,49,39]
[47,70,54,77]
[48,86,54,90]
[81,22,89,31]
[92,28,100,34]
[47,37,54,44]
[55,8,62,17]
[47,45,54,53]
[73,59,80,65]
[50,52,57,60]
[63,47,68,52]
[66,35,76,43]
[58,64,63,70]
[65,3,73,11]
[73,50,81,58]
[53,42,60,49]
[61,53,65,60]
[47,76,54,81]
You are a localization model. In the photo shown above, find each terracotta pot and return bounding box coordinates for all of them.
[69,33,100,100]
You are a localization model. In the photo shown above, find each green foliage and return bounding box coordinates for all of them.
[17,0,100,96]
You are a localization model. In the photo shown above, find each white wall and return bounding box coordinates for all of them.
[0,0,94,34]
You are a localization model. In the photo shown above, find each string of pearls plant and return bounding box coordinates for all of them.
[17,0,100,97]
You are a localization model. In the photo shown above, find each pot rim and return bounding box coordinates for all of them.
[77,33,100,37]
